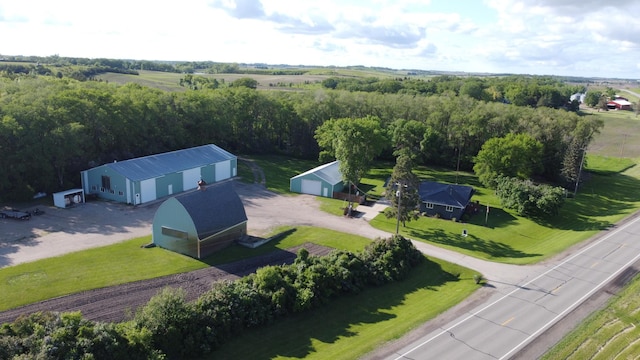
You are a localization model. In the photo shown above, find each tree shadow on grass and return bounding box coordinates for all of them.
[208,259,462,359]
[408,228,541,260]
[535,172,640,231]
[201,228,298,266]
[465,206,518,229]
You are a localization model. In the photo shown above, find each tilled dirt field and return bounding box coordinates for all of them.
[0,243,333,324]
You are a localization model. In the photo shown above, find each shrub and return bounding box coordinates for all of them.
[132,288,200,359]
[0,312,156,360]
[495,176,565,217]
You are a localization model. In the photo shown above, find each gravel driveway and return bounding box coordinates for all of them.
[0,180,388,269]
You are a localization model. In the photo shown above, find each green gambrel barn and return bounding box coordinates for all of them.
[152,181,248,259]
[80,144,237,205]
[290,160,344,198]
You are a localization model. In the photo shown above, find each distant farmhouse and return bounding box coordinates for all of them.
[607,96,632,110]
[418,181,475,221]
[81,144,237,205]
[570,92,586,103]
[152,181,247,259]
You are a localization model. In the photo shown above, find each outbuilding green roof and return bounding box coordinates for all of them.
[291,160,342,185]
[105,144,235,181]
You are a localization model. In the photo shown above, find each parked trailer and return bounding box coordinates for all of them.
[0,209,31,220]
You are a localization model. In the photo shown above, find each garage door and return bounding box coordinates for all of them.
[215,160,231,181]
[301,179,322,196]
[140,178,157,203]
[183,168,201,191]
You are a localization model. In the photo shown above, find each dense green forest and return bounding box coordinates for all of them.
[0,64,602,201]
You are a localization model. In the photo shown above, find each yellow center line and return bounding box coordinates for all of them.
[501,316,515,326]
[591,261,600,269]
[552,283,564,294]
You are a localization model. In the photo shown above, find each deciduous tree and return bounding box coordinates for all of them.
[473,133,543,187]
[315,116,387,189]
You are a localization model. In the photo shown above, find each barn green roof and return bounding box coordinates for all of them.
[105,144,235,181]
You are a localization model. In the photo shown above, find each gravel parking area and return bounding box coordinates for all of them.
[0,180,390,269]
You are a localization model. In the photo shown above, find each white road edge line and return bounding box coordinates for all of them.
[499,245,640,359]
[393,214,640,360]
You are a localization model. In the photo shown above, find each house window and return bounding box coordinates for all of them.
[100,187,105,193]
[101,175,111,191]
[425,202,434,209]
[445,206,454,212]
[91,185,97,191]
[109,189,115,194]
[118,191,124,196]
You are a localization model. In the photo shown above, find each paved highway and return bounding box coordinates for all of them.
[380,214,640,360]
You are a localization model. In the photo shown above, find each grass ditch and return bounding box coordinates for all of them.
[541,273,640,359]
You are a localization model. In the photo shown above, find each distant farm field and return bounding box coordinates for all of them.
[583,109,640,158]
[97,70,329,91]
[97,67,402,92]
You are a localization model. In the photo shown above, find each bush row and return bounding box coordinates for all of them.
[0,235,424,359]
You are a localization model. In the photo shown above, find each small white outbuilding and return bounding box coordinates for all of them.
[53,188,85,208]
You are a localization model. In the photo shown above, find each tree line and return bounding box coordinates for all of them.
[0,72,602,201]
[321,74,584,109]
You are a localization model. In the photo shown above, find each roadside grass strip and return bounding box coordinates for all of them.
[208,257,477,360]
[541,273,640,360]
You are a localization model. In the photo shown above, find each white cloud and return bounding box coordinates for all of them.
[0,0,637,78]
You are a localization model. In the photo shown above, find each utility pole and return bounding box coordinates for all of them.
[485,204,489,226]
[574,148,586,197]
[395,184,402,235]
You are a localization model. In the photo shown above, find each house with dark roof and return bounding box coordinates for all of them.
[80,144,237,205]
[418,181,475,221]
[152,181,247,259]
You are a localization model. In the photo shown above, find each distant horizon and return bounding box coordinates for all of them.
[2,1,639,79]
[3,53,639,82]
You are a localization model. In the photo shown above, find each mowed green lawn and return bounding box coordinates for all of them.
[370,156,640,264]
[541,273,640,360]
[0,236,205,311]
[243,154,640,265]
[0,227,370,312]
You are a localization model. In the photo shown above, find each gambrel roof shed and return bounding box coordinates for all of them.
[152,181,248,259]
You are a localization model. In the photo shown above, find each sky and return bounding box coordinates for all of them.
[1,0,639,79]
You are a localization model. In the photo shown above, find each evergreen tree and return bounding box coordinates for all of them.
[385,154,420,230]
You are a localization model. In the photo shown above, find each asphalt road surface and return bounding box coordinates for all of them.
[376,214,640,360]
